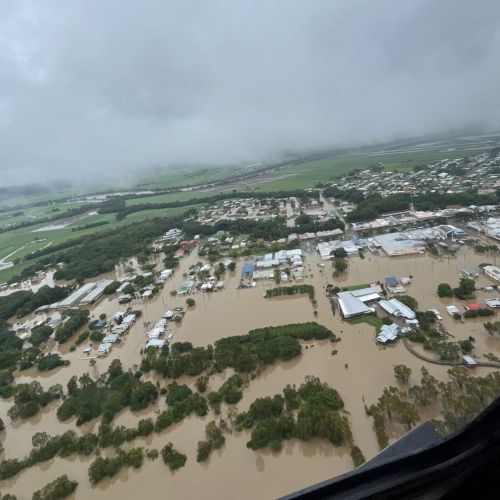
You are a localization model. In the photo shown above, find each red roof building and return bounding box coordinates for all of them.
[465,302,481,311]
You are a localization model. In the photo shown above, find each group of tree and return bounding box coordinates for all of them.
[32,475,78,500]
[264,285,315,301]
[344,191,496,223]
[206,374,245,414]
[368,366,500,448]
[54,309,89,344]
[88,447,144,484]
[196,421,226,462]
[437,279,476,300]
[0,416,163,482]
[7,381,63,421]
[233,376,353,455]
[142,323,336,381]
[37,353,69,372]
[0,429,98,480]
[484,321,500,337]
[57,360,158,425]
[161,442,187,471]
[0,285,69,321]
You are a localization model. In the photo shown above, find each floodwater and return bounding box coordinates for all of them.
[2,245,500,499]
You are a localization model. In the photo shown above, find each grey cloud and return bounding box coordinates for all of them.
[1,0,500,185]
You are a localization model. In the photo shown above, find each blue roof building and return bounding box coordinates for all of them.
[385,276,398,287]
[242,263,256,276]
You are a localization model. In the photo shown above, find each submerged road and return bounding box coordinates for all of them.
[401,336,500,369]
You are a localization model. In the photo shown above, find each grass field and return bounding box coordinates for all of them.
[346,315,383,332]
[134,163,248,190]
[125,190,215,206]
[0,201,93,229]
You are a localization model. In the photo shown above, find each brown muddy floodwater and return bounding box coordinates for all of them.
[1,245,500,499]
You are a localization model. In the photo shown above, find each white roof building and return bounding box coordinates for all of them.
[97,343,112,356]
[122,314,136,325]
[446,305,461,316]
[337,291,374,318]
[102,334,119,343]
[379,298,416,319]
[484,265,500,282]
[146,338,166,349]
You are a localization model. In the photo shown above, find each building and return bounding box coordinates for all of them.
[80,280,113,305]
[337,291,374,318]
[56,280,113,309]
[377,324,399,344]
[374,233,425,256]
[379,298,416,320]
[484,265,500,282]
[435,225,465,239]
[486,298,500,308]
[461,268,478,279]
[446,305,461,316]
[465,302,482,312]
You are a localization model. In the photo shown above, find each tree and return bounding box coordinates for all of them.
[186,298,195,307]
[333,248,348,258]
[393,364,412,384]
[437,283,453,298]
[398,295,418,311]
[333,258,348,275]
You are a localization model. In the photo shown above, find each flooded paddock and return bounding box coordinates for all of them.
[1,245,500,499]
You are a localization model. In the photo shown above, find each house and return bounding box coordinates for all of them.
[160,269,173,280]
[91,320,106,330]
[484,265,500,282]
[122,314,136,326]
[97,343,112,356]
[146,338,166,349]
[486,298,500,308]
[461,268,478,279]
[102,334,119,343]
[242,263,256,276]
[376,324,399,344]
[446,305,461,316]
[465,302,482,312]
[385,277,398,288]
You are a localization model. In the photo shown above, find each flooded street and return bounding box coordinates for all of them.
[2,245,500,499]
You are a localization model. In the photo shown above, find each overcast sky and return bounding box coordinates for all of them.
[1,0,500,185]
